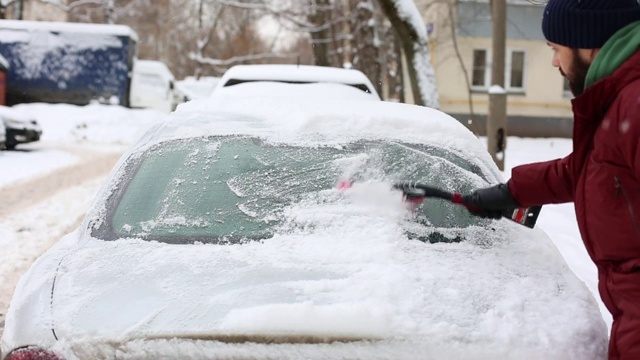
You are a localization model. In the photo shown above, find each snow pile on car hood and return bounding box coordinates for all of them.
[5,182,608,359]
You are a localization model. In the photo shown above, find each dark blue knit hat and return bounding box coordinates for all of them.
[542,0,640,48]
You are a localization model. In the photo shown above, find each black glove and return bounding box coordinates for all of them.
[462,183,520,220]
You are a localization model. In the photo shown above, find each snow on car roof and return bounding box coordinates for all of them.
[215,64,381,99]
[0,19,138,41]
[0,105,34,123]
[220,64,375,84]
[151,96,498,178]
[133,59,175,81]
[212,82,380,101]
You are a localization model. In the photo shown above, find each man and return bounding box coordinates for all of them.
[462,0,640,358]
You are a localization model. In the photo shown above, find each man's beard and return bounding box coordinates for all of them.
[560,50,591,97]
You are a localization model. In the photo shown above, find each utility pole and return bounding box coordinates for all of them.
[487,0,507,170]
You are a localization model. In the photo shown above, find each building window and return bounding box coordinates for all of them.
[508,50,525,91]
[472,49,488,88]
[471,49,527,93]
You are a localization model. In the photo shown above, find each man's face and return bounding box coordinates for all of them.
[548,41,592,97]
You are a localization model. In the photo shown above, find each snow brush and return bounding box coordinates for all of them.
[391,182,542,229]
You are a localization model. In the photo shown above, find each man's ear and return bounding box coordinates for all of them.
[578,48,600,64]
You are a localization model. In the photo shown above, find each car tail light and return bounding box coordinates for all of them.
[4,347,63,360]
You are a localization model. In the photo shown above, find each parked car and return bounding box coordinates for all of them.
[1,94,607,359]
[0,105,41,150]
[175,76,220,102]
[211,64,382,101]
[130,59,181,113]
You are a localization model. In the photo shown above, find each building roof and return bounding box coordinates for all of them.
[0,19,138,41]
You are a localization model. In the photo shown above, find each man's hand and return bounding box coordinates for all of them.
[462,183,520,219]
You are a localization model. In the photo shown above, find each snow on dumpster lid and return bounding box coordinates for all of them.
[0,19,139,41]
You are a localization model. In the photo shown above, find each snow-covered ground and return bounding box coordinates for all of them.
[0,102,611,339]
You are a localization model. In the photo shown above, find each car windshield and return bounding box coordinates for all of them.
[223,78,374,94]
[93,136,490,244]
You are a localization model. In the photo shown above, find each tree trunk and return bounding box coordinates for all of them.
[13,0,24,20]
[351,0,382,95]
[376,0,439,108]
[104,0,115,24]
[307,0,332,67]
[394,32,405,103]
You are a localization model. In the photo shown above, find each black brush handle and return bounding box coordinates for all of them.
[393,182,541,228]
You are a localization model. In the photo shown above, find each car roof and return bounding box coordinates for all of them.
[215,64,381,100]
[133,60,175,81]
[138,96,501,181]
[212,82,379,102]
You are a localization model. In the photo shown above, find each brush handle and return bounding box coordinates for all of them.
[393,182,541,229]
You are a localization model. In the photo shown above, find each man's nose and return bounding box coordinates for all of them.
[551,55,560,68]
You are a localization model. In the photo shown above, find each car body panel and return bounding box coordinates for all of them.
[130,60,179,113]
[2,96,608,359]
[0,105,42,149]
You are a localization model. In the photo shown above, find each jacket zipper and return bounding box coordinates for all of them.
[614,176,640,240]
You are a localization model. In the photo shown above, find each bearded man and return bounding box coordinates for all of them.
[461,0,640,358]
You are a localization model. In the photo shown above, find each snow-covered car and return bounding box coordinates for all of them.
[1,96,607,359]
[0,105,42,150]
[210,64,381,101]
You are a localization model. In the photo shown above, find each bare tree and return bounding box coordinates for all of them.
[0,0,21,19]
[349,0,382,94]
[42,0,142,23]
[376,0,439,108]
[306,0,333,66]
[4,0,432,99]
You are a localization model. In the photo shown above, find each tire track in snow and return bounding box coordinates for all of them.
[0,150,122,220]
[0,150,122,335]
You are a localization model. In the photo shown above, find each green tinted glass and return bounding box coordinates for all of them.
[99,136,487,244]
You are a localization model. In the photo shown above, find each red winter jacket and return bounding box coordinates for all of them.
[508,49,640,359]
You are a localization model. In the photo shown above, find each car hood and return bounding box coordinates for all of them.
[51,239,393,341]
[0,105,36,123]
[5,212,608,359]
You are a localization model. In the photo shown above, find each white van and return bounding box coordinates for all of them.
[130,60,179,113]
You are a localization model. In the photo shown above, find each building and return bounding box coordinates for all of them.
[423,0,573,137]
[4,0,68,22]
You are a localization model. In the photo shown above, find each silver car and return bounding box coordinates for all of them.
[1,96,607,360]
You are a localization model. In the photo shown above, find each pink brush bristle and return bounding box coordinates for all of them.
[337,180,352,190]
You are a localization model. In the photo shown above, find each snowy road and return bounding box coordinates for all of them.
[0,143,123,334]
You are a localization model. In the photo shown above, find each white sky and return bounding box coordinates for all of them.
[0,100,610,358]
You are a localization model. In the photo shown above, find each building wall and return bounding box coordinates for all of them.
[435,36,572,119]
[422,0,573,137]
[5,0,68,22]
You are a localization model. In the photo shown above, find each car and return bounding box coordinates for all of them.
[175,76,220,101]
[0,105,42,150]
[130,60,181,113]
[1,95,607,359]
[210,64,382,101]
